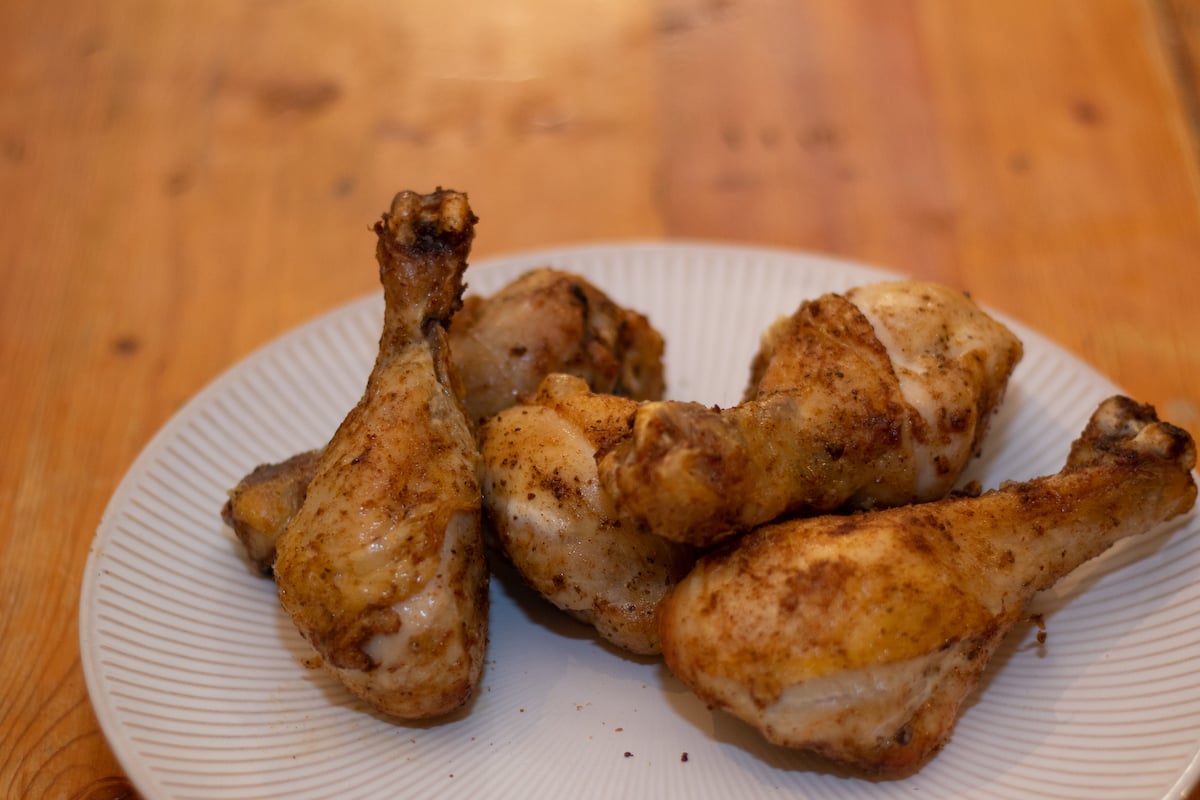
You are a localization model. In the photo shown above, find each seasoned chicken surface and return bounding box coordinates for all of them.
[480,374,697,654]
[600,281,1023,547]
[273,189,488,719]
[659,396,1197,773]
[223,267,666,575]
[453,267,665,424]
[222,449,320,573]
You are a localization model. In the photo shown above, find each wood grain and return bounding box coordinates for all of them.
[1,1,1197,797]
[655,0,1200,431]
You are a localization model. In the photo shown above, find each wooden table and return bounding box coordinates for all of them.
[3,1,1198,797]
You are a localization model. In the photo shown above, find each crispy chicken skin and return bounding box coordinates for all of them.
[272,189,488,719]
[222,267,666,575]
[479,374,697,654]
[221,449,320,573]
[599,281,1023,548]
[659,396,1197,774]
[453,267,665,425]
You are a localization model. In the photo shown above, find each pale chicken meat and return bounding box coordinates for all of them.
[659,396,1197,773]
[480,374,697,654]
[599,281,1024,547]
[223,267,666,575]
[272,189,487,719]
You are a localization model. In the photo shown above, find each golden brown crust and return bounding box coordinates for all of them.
[223,267,667,574]
[659,395,1196,773]
[448,267,665,424]
[221,449,321,574]
[600,283,1022,548]
[479,374,696,654]
[273,189,488,719]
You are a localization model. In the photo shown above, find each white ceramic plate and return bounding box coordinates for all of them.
[80,243,1200,800]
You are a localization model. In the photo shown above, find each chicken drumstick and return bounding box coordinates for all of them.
[273,189,488,719]
[223,267,665,575]
[600,281,1023,548]
[659,395,1197,773]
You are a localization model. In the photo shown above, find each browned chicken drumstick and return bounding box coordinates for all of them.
[480,281,1022,653]
[273,189,488,719]
[599,281,1024,548]
[479,374,698,655]
[223,267,665,575]
[659,395,1197,774]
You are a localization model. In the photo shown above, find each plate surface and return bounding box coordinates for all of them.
[80,243,1200,800]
